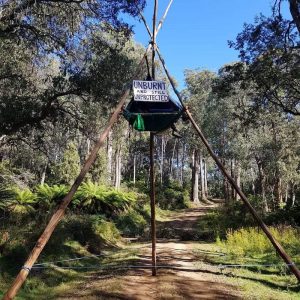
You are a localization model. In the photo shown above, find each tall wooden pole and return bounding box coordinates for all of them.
[3,45,151,300]
[149,0,158,277]
[155,47,300,283]
[152,0,158,80]
[149,132,157,276]
[185,109,300,282]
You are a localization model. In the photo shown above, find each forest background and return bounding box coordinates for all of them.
[0,0,300,298]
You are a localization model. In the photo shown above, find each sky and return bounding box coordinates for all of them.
[125,0,290,90]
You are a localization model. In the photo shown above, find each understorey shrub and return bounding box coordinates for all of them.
[218,226,300,260]
[116,209,147,237]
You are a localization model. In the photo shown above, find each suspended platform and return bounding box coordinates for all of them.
[123,81,183,132]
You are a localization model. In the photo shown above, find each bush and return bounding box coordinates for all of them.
[116,209,147,237]
[75,181,136,215]
[60,215,122,253]
[218,226,300,260]
[3,187,36,215]
[0,214,122,265]
[35,184,68,210]
[265,204,300,227]
[156,180,190,210]
[197,201,258,240]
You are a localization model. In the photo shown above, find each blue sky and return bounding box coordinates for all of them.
[125,0,290,90]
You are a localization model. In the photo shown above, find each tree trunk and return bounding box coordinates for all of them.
[250,167,256,195]
[285,183,289,204]
[180,142,185,186]
[204,159,208,198]
[114,145,121,190]
[191,149,200,204]
[235,161,241,201]
[40,163,47,185]
[231,159,235,200]
[176,141,180,182]
[160,137,165,184]
[274,176,283,208]
[169,139,177,180]
[256,158,269,212]
[289,0,300,35]
[107,131,113,185]
[86,138,91,156]
[223,177,230,204]
[291,183,296,207]
[199,153,207,201]
[222,160,230,204]
[133,154,136,186]
[191,149,195,200]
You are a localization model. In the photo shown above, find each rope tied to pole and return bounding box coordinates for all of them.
[21,266,31,272]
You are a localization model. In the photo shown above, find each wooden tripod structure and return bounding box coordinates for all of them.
[3,1,300,299]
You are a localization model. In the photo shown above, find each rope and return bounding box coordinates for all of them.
[32,246,151,267]
[31,265,190,270]
[31,262,297,271]
[217,262,296,270]
[33,253,105,266]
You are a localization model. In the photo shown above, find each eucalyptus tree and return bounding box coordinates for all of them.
[225,0,300,116]
[184,70,216,202]
[0,31,148,188]
[214,62,300,212]
[0,0,146,136]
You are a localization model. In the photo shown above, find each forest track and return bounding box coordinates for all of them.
[57,203,241,300]
[156,200,222,240]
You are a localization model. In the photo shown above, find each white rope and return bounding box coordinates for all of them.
[31,262,298,271]
[33,254,106,266]
[33,246,151,266]
[217,262,296,269]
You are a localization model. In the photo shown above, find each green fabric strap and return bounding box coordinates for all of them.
[133,114,145,131]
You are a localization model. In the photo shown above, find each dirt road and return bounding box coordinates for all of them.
[57,205,241,299]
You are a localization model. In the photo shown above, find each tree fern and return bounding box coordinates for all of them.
[35,184,68,209]
[5,187,36,214]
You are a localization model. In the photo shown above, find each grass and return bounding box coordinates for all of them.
[193,241,300,300]
[0,240,141,300]
[216,226,300,265]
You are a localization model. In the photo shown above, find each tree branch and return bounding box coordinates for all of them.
[289,0,300,35]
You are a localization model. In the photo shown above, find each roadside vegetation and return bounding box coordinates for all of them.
[1,0,300,298]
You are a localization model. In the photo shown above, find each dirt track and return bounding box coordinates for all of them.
[57,204,241,299]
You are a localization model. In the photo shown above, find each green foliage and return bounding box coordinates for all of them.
[266,204,300,227]
[228,12,300,115]
[87,149,108,184]
[0,214,122,266]
[75,181,136,215]
[197,202,258,240]
[35,184,68,209]
[218,226,300,260]
[56,142,81,185]
[116,209,147,237]
[4,187,36,215]
[0,182,138,218]
[45,215,122,254]
[156,180,190,210]
[197,199,300,244]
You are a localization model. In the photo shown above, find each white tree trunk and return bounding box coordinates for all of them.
[192,150,200,204]
[40,163,48,185]
[114,146,121,190]
[180,142,185,186]
[160,136,165,184]
[133,154,136,186]
[169,139,177,180]
[200,153,207,201]
[107,131,113,184]
[204,159,208,198]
